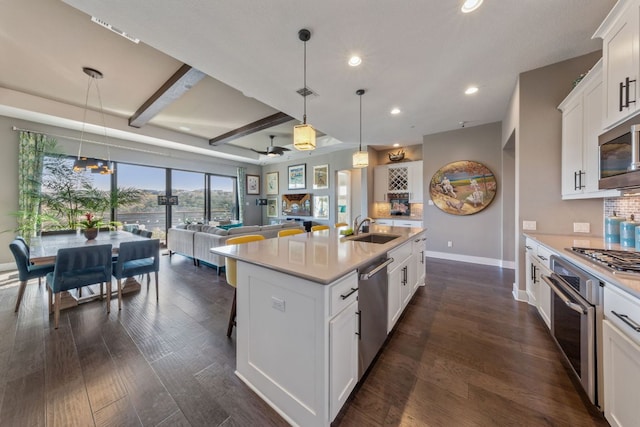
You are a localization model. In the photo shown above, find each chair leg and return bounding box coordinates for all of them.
[106,281,111,314]
[78,287,82,298]
[154,271,159,302]
[117,279,123,311]
[227,289,236,338]
[54,292,61,329]
[100,283,104,300]
[38,277,42,287]
[14,280,28,312]
[48,286,53,314]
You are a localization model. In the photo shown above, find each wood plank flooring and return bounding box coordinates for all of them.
[0,256,608,426]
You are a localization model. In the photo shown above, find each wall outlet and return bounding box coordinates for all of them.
[573,222,590,233]
[522,220,537,231]
[447,241,453,247]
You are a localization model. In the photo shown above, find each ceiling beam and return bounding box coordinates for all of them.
[209,112,294,146]
[128,64,205,128]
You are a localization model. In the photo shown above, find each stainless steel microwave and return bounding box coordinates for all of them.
[599,120,640,189]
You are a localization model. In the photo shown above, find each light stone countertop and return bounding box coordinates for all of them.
[211,224,426,285]
[524,233,640,298]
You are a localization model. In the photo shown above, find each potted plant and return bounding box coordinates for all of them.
[78,212,103,240]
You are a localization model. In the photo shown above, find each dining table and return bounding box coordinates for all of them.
[29,230,153,309]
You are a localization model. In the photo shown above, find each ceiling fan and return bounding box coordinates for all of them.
[251,135,291,157]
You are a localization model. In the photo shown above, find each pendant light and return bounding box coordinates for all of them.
[352,89,369,168]
[293,29,316,151]
[73,67,114,174]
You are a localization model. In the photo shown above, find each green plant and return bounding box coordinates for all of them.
[78,212,103,229]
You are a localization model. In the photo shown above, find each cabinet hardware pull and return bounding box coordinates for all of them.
[525,245,533,250]
[626,77,637,108]
[579,171,585,189]
[537,255,547,261]
[420,251,425,264]
[612,310,640,332]
[620,80,625,111]
[355,310,361,337]
[340,287,358,300]
[574,170,580,191]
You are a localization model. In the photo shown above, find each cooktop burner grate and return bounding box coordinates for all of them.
[571,247,640,273]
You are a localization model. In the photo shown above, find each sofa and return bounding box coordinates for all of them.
[167,222,304,273]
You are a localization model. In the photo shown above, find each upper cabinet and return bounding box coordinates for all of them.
[559,60,621,199]
[373,161,423,202]
[594,0,640,130]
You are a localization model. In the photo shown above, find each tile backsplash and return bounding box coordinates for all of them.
[374,203,423,218]
[604,196,640,220]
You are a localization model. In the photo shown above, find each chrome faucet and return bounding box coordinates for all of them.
[353,215,374,235]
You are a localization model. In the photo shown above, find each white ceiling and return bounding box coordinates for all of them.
[1,0,616,165]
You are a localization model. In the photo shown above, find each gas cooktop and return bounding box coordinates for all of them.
[570,247,640,274]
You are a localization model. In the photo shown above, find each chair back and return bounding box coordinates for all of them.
[140,230,153,238]
[224,235,265,287]
[334,222,348,228]
[49,244,113,293]
[278,229,305,238]
[311,225,329,232]
[113,239,160,279]
[132,228,142,235]
[9,239,31,281]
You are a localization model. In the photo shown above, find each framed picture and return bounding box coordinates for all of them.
[313,164,329,189]
[282,193,312,216]
[288,164,306,190]
[266,171,279,195]
[246,174,260,195]
[267,197,278,217]
[313,195,329,219]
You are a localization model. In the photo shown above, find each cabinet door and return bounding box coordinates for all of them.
[536,264,551,329]
[525,252,537,305]
[387,165,409,192]
[603,320,640,427]
[374,165,388,201]
[387,265,403,333]
[583,69,604,194]
[413,235,426,288]
[602,7,639,129]
[561,98,584,197]
[329,300,359,421]
[401,261,414,308]
[409,161,423,203]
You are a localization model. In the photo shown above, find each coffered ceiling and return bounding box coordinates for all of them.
[0,0,616,165]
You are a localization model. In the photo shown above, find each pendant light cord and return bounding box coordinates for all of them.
[359,94,362,151]
[303,38,307,124]
[94,79,111,165]
[77,76,92,160]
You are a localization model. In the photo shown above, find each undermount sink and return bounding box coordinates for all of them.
[346,233,401,244]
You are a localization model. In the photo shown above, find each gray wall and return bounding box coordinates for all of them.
[423,122,504,263]
[506,51,606,291]
[0,115,260,266]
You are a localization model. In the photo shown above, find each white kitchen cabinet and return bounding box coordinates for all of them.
[602,283,640,426]
[374,218,394,226]
[524,239,539,306]
[594,0,640,130]
[373,161,423,202]
[524,237,551,329]
[393,219,424,228]
[329,299,358,421]
[559,60,621,199]
[412,232,426,289]
[387,240,413,333]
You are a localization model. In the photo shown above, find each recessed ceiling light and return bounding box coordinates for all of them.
[461,0,483,13]
[179,126,191,131]
[393,143,400,147]
[348,56,362,67]
[390,108,401,115]
[465,86,479,95]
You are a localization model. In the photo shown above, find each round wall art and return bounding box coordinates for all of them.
[429,160,497,216]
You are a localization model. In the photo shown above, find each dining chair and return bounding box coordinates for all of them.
[46,244,112,329]
[9,238,55,312]
[112,239,160,311]
[132,228,142,235]
[224,234,265,337]
[139,230,153,238]
[311,225,330,232]
[277,228,305,237]
[334,222,348,228]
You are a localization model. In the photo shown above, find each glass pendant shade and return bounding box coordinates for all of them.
[352,150,369,168]
[293,123,316,150]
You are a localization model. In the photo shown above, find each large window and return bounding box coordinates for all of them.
[210,175,238,222]
[116,163,166,237]
[171,170,205,226]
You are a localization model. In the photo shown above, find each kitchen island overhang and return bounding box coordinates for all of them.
[210,225,426,427]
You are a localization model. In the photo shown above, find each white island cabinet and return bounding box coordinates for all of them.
[211,225,426,427]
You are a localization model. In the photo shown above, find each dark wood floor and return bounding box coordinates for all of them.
[0,256,608,426]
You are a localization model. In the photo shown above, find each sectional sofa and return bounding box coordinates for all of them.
[167,222,305,273]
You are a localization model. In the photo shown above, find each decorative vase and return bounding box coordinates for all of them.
[84,228,98,240]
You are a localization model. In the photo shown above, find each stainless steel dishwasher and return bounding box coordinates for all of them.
[358,256,394,378]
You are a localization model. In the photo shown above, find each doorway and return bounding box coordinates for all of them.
[337,170,351,225]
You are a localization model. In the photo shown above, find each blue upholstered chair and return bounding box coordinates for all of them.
[9,238,55,312]
[139,230,153,238]
[46,244,113,329]
[112,239,160,311]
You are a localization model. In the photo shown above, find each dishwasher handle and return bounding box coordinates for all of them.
[359,257,394,280]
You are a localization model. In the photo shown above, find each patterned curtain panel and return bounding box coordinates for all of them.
[237,167,246,223]
[18,131,55,241]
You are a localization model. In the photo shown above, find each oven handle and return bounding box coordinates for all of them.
[542,274,587,315]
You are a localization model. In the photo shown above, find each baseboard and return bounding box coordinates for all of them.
[425,251,515,270]
[0,262,16,272]
[512,282,528,302]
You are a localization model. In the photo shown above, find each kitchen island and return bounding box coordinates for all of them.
[210,225,426,427]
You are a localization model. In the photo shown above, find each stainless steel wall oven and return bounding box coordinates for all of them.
[542,255,603,408]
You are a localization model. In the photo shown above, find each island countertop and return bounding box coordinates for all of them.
[210,225,426,284]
